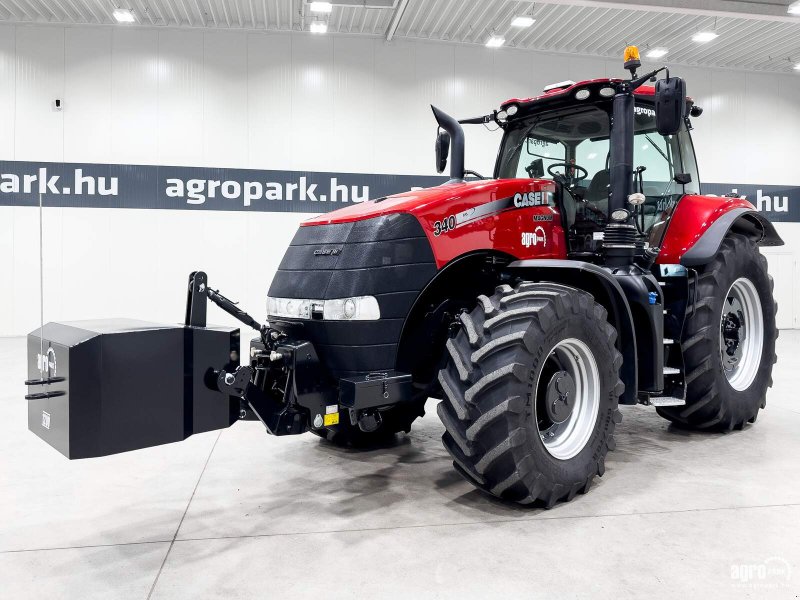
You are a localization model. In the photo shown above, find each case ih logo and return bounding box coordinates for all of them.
[521,226,547,248]
[514,191,551,208]
[313,248,341,256]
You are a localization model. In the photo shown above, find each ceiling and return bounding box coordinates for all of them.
[1,0,799,73]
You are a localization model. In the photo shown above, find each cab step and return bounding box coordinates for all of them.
[663,366,680,375]
[664,338,674,344]
[649,396,686,407]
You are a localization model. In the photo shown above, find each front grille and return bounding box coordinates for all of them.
[267,213,436,378]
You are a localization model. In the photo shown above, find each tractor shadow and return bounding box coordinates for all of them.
[38,403,759,579]
[612,403,750,460]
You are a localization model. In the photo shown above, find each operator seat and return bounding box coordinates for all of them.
[584,169,610,215]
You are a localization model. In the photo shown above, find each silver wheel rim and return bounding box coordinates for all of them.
[720,277,763,391]
[535,338,600,460]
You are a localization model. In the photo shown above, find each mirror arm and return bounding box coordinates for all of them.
[630,66,668,91]
[459,113,494,125]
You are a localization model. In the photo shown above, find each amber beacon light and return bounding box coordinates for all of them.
[623,45,641,76]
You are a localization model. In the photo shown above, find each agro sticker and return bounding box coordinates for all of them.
[323,412,340,426]
[521,226,547,248]
[325,404,338,414]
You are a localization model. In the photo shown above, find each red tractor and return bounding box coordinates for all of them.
[27,48,781,507]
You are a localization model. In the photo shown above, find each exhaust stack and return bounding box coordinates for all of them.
[609,87,635,217]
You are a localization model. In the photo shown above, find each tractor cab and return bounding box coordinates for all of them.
[431,48,705,272]
[494,79,701,257]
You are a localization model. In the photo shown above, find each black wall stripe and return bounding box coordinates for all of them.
[0,160,797,221]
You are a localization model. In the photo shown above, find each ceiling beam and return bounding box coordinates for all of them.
[194,0,207,26]
[0,0,25,20]
[531,0,800,24]
[385,0,408,40]
[91,0,113,23]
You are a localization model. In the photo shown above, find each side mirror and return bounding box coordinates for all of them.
[674,173,692,185]
[435,130,450,174]
[654,76,686,136]
[526,158,544,178]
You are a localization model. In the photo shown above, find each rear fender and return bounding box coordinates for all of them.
[505,260,638,405]
[658,195,784,267]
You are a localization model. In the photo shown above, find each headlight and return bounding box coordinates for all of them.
[267,297,316,319]
[267,296,380,321]
[323,296,380,320]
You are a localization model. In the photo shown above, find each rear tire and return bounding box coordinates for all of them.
[657,233,778,430]
[437,282,624,507]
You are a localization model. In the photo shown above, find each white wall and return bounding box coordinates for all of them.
[2,23,800,336]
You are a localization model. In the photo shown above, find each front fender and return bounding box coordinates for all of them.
[658,195,784,267]
[505,260,638,405]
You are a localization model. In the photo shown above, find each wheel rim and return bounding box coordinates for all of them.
[535,338,600,460]
[720,277,763,391]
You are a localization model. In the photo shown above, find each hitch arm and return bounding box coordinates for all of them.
[206,287,264,334]
[185,271,267,339]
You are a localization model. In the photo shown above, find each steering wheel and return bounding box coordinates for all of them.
[547,162,589,184]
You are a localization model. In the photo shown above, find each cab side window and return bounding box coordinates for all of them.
[632,105,685,232]
[677,127,701,195]
[574,138,608,183]
[633,130,674,197]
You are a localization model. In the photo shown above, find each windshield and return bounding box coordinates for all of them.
[496,105,611,182]
[495,101,700,235]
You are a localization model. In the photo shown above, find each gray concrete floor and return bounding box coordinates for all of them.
[1,335,799,600]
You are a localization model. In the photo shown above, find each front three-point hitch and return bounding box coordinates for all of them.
[186,271,344,437]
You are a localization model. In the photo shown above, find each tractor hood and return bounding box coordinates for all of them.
[300,177,563,268]
[267,177,564,378]
[302,178,553,227]
[301,180,484,226]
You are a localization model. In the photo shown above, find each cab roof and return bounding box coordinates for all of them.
[498,77,695,124]
[500,78,656,109]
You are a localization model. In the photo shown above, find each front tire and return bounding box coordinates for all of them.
[657,233,778,430]
[437,282,624,507]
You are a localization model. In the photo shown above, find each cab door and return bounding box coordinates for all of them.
[631,103,700,247]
